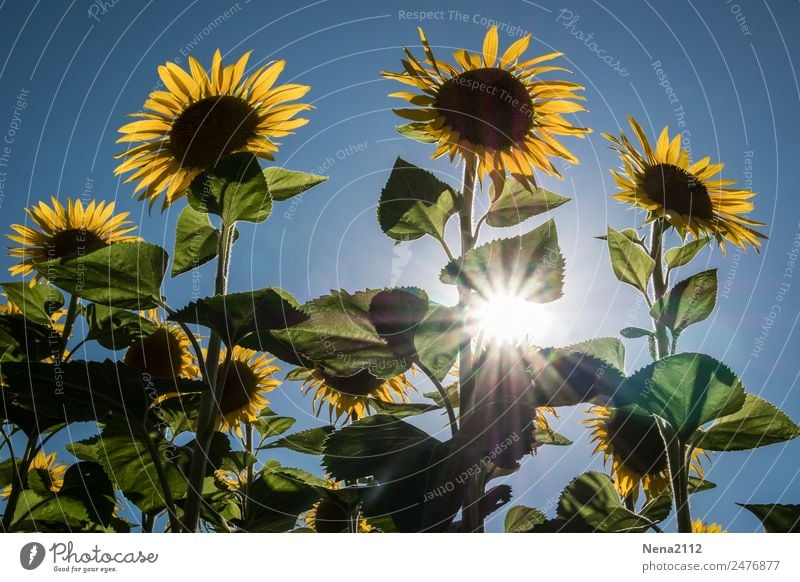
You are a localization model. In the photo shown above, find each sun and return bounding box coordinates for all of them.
[472,293,552,344]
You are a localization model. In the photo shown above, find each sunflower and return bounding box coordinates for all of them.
[302,480,373,533]
[584,405,708,503]
[216,346,281,436]
[692,519,726,533]
[383,26,589,193]
[298,366,415,421]
[213,469,246,492]
[604,117,767,252]
[123,309,199,379]
[6,197,139,279]
[1,451,67,497]
[116,50,312,210]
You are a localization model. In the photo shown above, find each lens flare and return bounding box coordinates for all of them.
[473,293,551,344]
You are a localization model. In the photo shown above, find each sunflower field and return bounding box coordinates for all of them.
[1,15,798,536]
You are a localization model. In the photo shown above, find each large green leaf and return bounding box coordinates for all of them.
[505,505,547,532]
[557,471,656,532]
[35,242,167,309]
[607,227,654,294]
[1,282,64,326]
[252,409,296,441]
[68,428,190,514]
[650,269,717,336]
[10,462,120,532]
[0,314,54,363]
[260,426,335,455]
[241,462,321,532]
[665,238,710,269]
[171,205,221,277]
[371,400,442,418]
[264,167,327,201]
[413,303,460,381]
[486,180,570,228]
[171,287,307,347]
[83,303,157,350]
[378,157,458,242]
[441,219,564,303]
[616,353,746,439]
[187,152,272,224]
[738,503,800,533]
[693,394,800,451]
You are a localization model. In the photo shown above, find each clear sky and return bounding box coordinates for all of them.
[0,0,798,532]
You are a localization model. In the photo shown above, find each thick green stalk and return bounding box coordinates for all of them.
[674,444,693,533]
[142,429,181,531]
[182,221,237,532]
[649,220,670,359]
[1,433,37,531]
[244,422,255,521]
[58,294,79,361]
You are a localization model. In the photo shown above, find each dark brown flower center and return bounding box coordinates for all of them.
[313,499,350,533]
[435,68,533,150]
[169,96,260,169]
[321,368,384,398]
[46,229,106,260]
[218,359,260,414]
[641,163,714,220]
[605,411,668,476]
[124,326,185,379]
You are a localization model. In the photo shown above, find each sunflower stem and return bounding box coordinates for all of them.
[244,421,255,521]
[674,443,693,533]
[415,358,457,435]
[182,220,237,532]
[649,220,670,360]
[141,428,182,532]
[58,294,80,361]
[457,153,483,533]
[1,431,37,532]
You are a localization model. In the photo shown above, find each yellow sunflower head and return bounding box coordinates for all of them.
[604,116,767,252]
[1,451,67,497]
[302,479,373,533]
[216,346,281,436]
[6,197,139,280]
[116,50,312,210]
[585,405,707,503]
[383,26,589,192]
[692,519,726,533]
[299,366,415,422]
[123,309,199,379]
[213,468,246,492]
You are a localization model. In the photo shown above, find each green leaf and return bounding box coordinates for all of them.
[650,269,717,335]
[557,471,656,532]
[533,424,572,447]
[68,428,189,514]
[171,287,307,347]
[242,462,321,532]
[1,282,64,326]
[441,219,565,303]
[688,476,716,494]
[607,227,654,294]
[413,303,461,381]
[424,382,459,409]
[187,152,272,223]
[264,167,327,202]
[396,123,437,143]
[665,238,710,269]
[260,426,335,455]
[505,505,547,532]
[620,326,653,339]
[693,394,800,451]
[253,413,296,441]
[617,353,746,440]
[370,400,442,418]
[640,495,672,524]
[486,180,570,228]
[378,157,458,242]
[83,303,157,350]
[35,242,168,309]
[0,314,54,363]
[738,503,800,533]
[596,228,642,244]
[172,205,222,277]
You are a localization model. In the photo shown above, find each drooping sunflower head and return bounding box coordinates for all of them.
[692,519,726,533]
[604,116,767,252]
[116,49,312,210]
[302,479,373,533]
[1,451,67,497]
[6,197,139,279]
[585,405,707,503]
[299,366,415,422]
[123,309,199,379]
[216,346,281,436]
[383,26,589,192]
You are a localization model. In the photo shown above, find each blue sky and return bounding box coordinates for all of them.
[0,0,798,532]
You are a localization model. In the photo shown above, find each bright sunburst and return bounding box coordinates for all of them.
[472,293,552,344]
